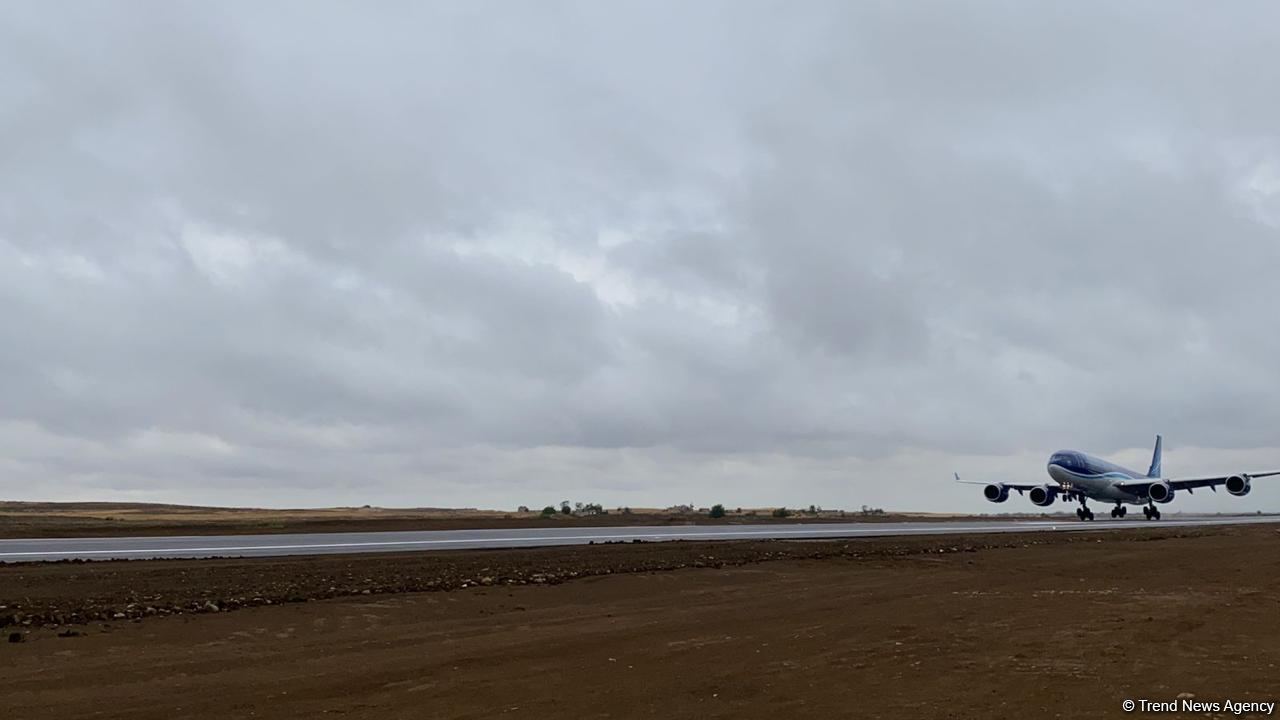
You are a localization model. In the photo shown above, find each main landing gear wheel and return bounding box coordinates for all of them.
[1110,505,1128,519]
[1076,507,1095,521]
[1142,506,1161,520]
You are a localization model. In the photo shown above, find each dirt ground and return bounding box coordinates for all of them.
[4,525,1280,719]
[0,501,993,538]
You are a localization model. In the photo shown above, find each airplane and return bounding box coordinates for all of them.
[955,435,1280,520]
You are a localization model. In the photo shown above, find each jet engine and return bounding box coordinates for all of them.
[1226,474,1252,497]
[1148,481,1175,504]
[1029,485,1056,507]
[983,483,1010,503]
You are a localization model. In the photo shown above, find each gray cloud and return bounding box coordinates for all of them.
[4,1,1280,511]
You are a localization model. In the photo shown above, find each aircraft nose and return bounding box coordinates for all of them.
[1047,452,1072,473]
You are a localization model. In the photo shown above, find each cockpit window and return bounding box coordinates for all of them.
[1051,451,1083,467]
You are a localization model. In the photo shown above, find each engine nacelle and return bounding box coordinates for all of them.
[1226,474,1252,497]
[1029,485,1056,507]
[983,483,1010,503]
[1148,481,1175,504]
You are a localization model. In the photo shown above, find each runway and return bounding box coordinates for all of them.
[2,515,1276,562]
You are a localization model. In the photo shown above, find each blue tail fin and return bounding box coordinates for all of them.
[1147,435,1163,478]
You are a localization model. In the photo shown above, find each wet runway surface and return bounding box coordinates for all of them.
[2,515,1276,562]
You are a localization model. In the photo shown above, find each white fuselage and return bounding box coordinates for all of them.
[1046,452,1148,505]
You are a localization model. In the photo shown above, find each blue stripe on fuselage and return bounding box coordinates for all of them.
[1049,466,1134,482]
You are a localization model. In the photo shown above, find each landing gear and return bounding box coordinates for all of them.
[1142,504,1161,521]
[1110,504,1128,519]
[1076,504,1094,521]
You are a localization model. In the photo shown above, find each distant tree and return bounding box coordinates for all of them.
[517,505,530,513]
[621,506,632,515]
[541,506,557,517]
[560,501,571,515]
[808,504,818,514]
[709,504,726,519]
[772,507,791,518]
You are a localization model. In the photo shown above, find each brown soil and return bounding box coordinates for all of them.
[0,501,1014,538]
[4,525,1278,719]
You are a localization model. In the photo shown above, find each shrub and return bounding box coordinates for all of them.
[772,507,791,518]
[541,506,557,517]
[709,504,726,519]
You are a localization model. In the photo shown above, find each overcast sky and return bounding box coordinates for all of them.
[3,1,1280,512]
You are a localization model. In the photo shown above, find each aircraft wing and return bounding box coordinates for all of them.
[953,473,1044,493]
[1115,470,1280,493]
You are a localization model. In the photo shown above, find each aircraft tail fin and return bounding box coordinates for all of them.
[1147,434,1163,478]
